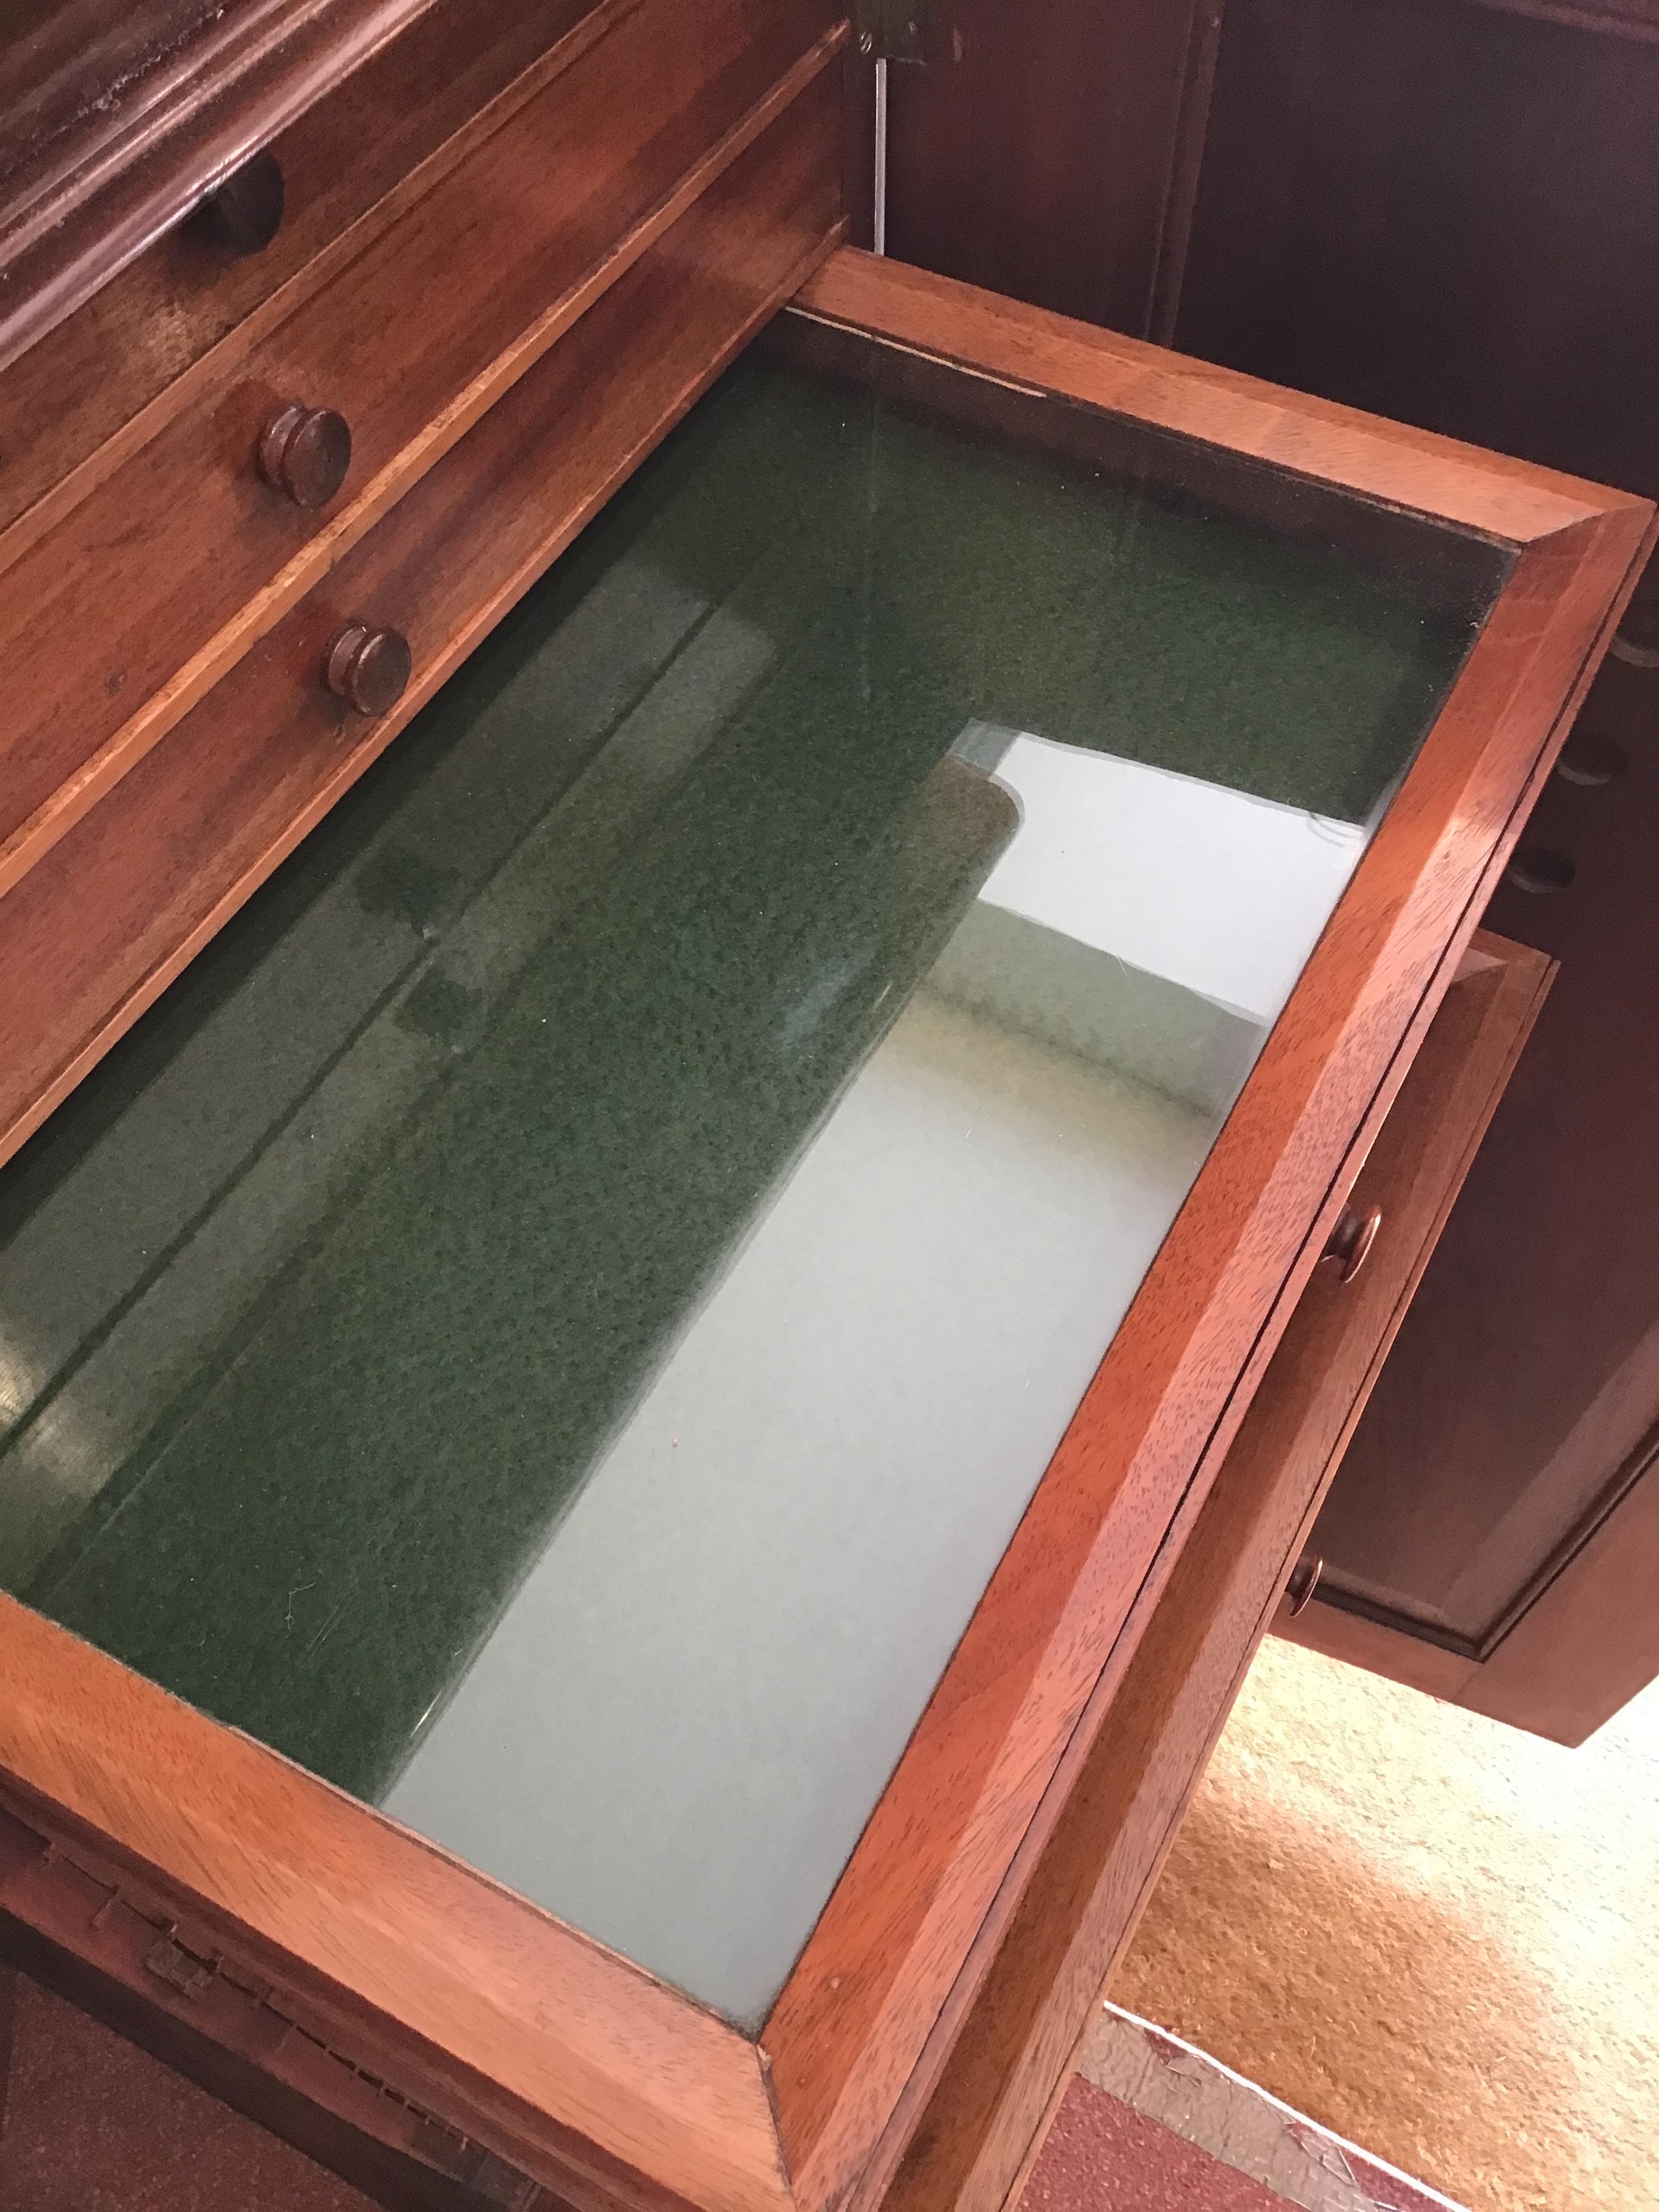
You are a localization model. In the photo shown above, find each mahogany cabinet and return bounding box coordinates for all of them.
[875,0,1659,1747]
[0,7,1649,2210]
[1179,0,1659,1745]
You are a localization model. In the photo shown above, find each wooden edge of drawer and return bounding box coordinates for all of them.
[0,70,845,1175]
[1273,1591,1479,1698]
[872,927,1555,2212]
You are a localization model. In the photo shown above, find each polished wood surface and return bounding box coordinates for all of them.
[1176,0,1659,1739]
[0,0,253,206]
[0,1606,792,2212]
[0,63,844,1173]
[1282,1448,1659,1745]
[881,0,1223,343]
[0,1,843,905]
[1305,640,1659,1728]
[787,253,1641,539]
[0,0,603,539]
[0,0,627,380]
[753,252,1646,2212]
[0,239,1642,2212]
[1453,1450,1659,1740]
[882,931,1555,2212]
[1178,0,1659,499]
[0,0,430,372]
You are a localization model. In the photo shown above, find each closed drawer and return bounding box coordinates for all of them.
[0,63,842,1168]
[0,0,840,901]
[0,0,607,542]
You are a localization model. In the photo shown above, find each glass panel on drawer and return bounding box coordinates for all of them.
[0,319,1508,2025]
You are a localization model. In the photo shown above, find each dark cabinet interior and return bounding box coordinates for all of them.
[872,0,1659,1742]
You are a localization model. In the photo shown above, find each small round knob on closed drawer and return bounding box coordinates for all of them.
[193,150,285,255]
[1322,1202,1382,1285]
[258,403,351,509]
[1556,735,1629,787]
[1610,600,1659,670]
[1504,846,1576,895]
[1285,1553,1324,1617]
[325,622,411,717]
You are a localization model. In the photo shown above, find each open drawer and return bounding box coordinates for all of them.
[0,251,1646,2212]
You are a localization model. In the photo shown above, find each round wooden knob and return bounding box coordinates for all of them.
[258,403,351,508]
[1555,735,1628,787]
[325,622,411,717]
[1322,1202,1382,1285]
[1284,1553,1324,1618]
[1610,600,1659,670]
[1504,846,1575,895]
[193,150,285,255]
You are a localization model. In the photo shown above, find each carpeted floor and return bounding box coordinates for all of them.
[1112,1638,1659,2212]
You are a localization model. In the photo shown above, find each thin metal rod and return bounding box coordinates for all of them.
[872,56,889,255]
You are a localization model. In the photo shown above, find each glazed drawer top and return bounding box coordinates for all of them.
[0,302,1512,2020]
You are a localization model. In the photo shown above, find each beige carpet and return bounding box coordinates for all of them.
[1111,1637,1659,2212]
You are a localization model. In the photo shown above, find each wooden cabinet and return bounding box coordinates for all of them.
[0,12,1648,2212]
[868,0,1659,1749]
[0,67,844,1163]
[1281,630,1659,1745]
[1177,0,1659,1745]
[877,0,1220,342]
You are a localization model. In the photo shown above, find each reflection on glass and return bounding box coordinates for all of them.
[0,337,1507,2024]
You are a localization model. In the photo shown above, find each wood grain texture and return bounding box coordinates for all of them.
[878,933,1555,2212]
[1453,1446,1659,1743]
[760,252,1650,2212]
[793,252,1639,540]
[1179,0,1659,1742]
[0,0,433,373]
[0,64,844,1172]
[0,244,1643,2212]
[882,0,1223,342]
[0,0,606,541]
[1310,661,1659,1683]
[0,1607,789,2212]
[0,0,232,178]
[0,0,843,905]
[1177,0,1659,502]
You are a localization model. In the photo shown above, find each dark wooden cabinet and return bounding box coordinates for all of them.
[1177,0,1659,1744]
[879,0,1220,343]
[870,0,1659,1746]
[1279,632,1659,1743]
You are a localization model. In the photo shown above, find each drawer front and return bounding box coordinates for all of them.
[0,0,605,544]
[0,0,840,897]
[0,66,842,1168]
